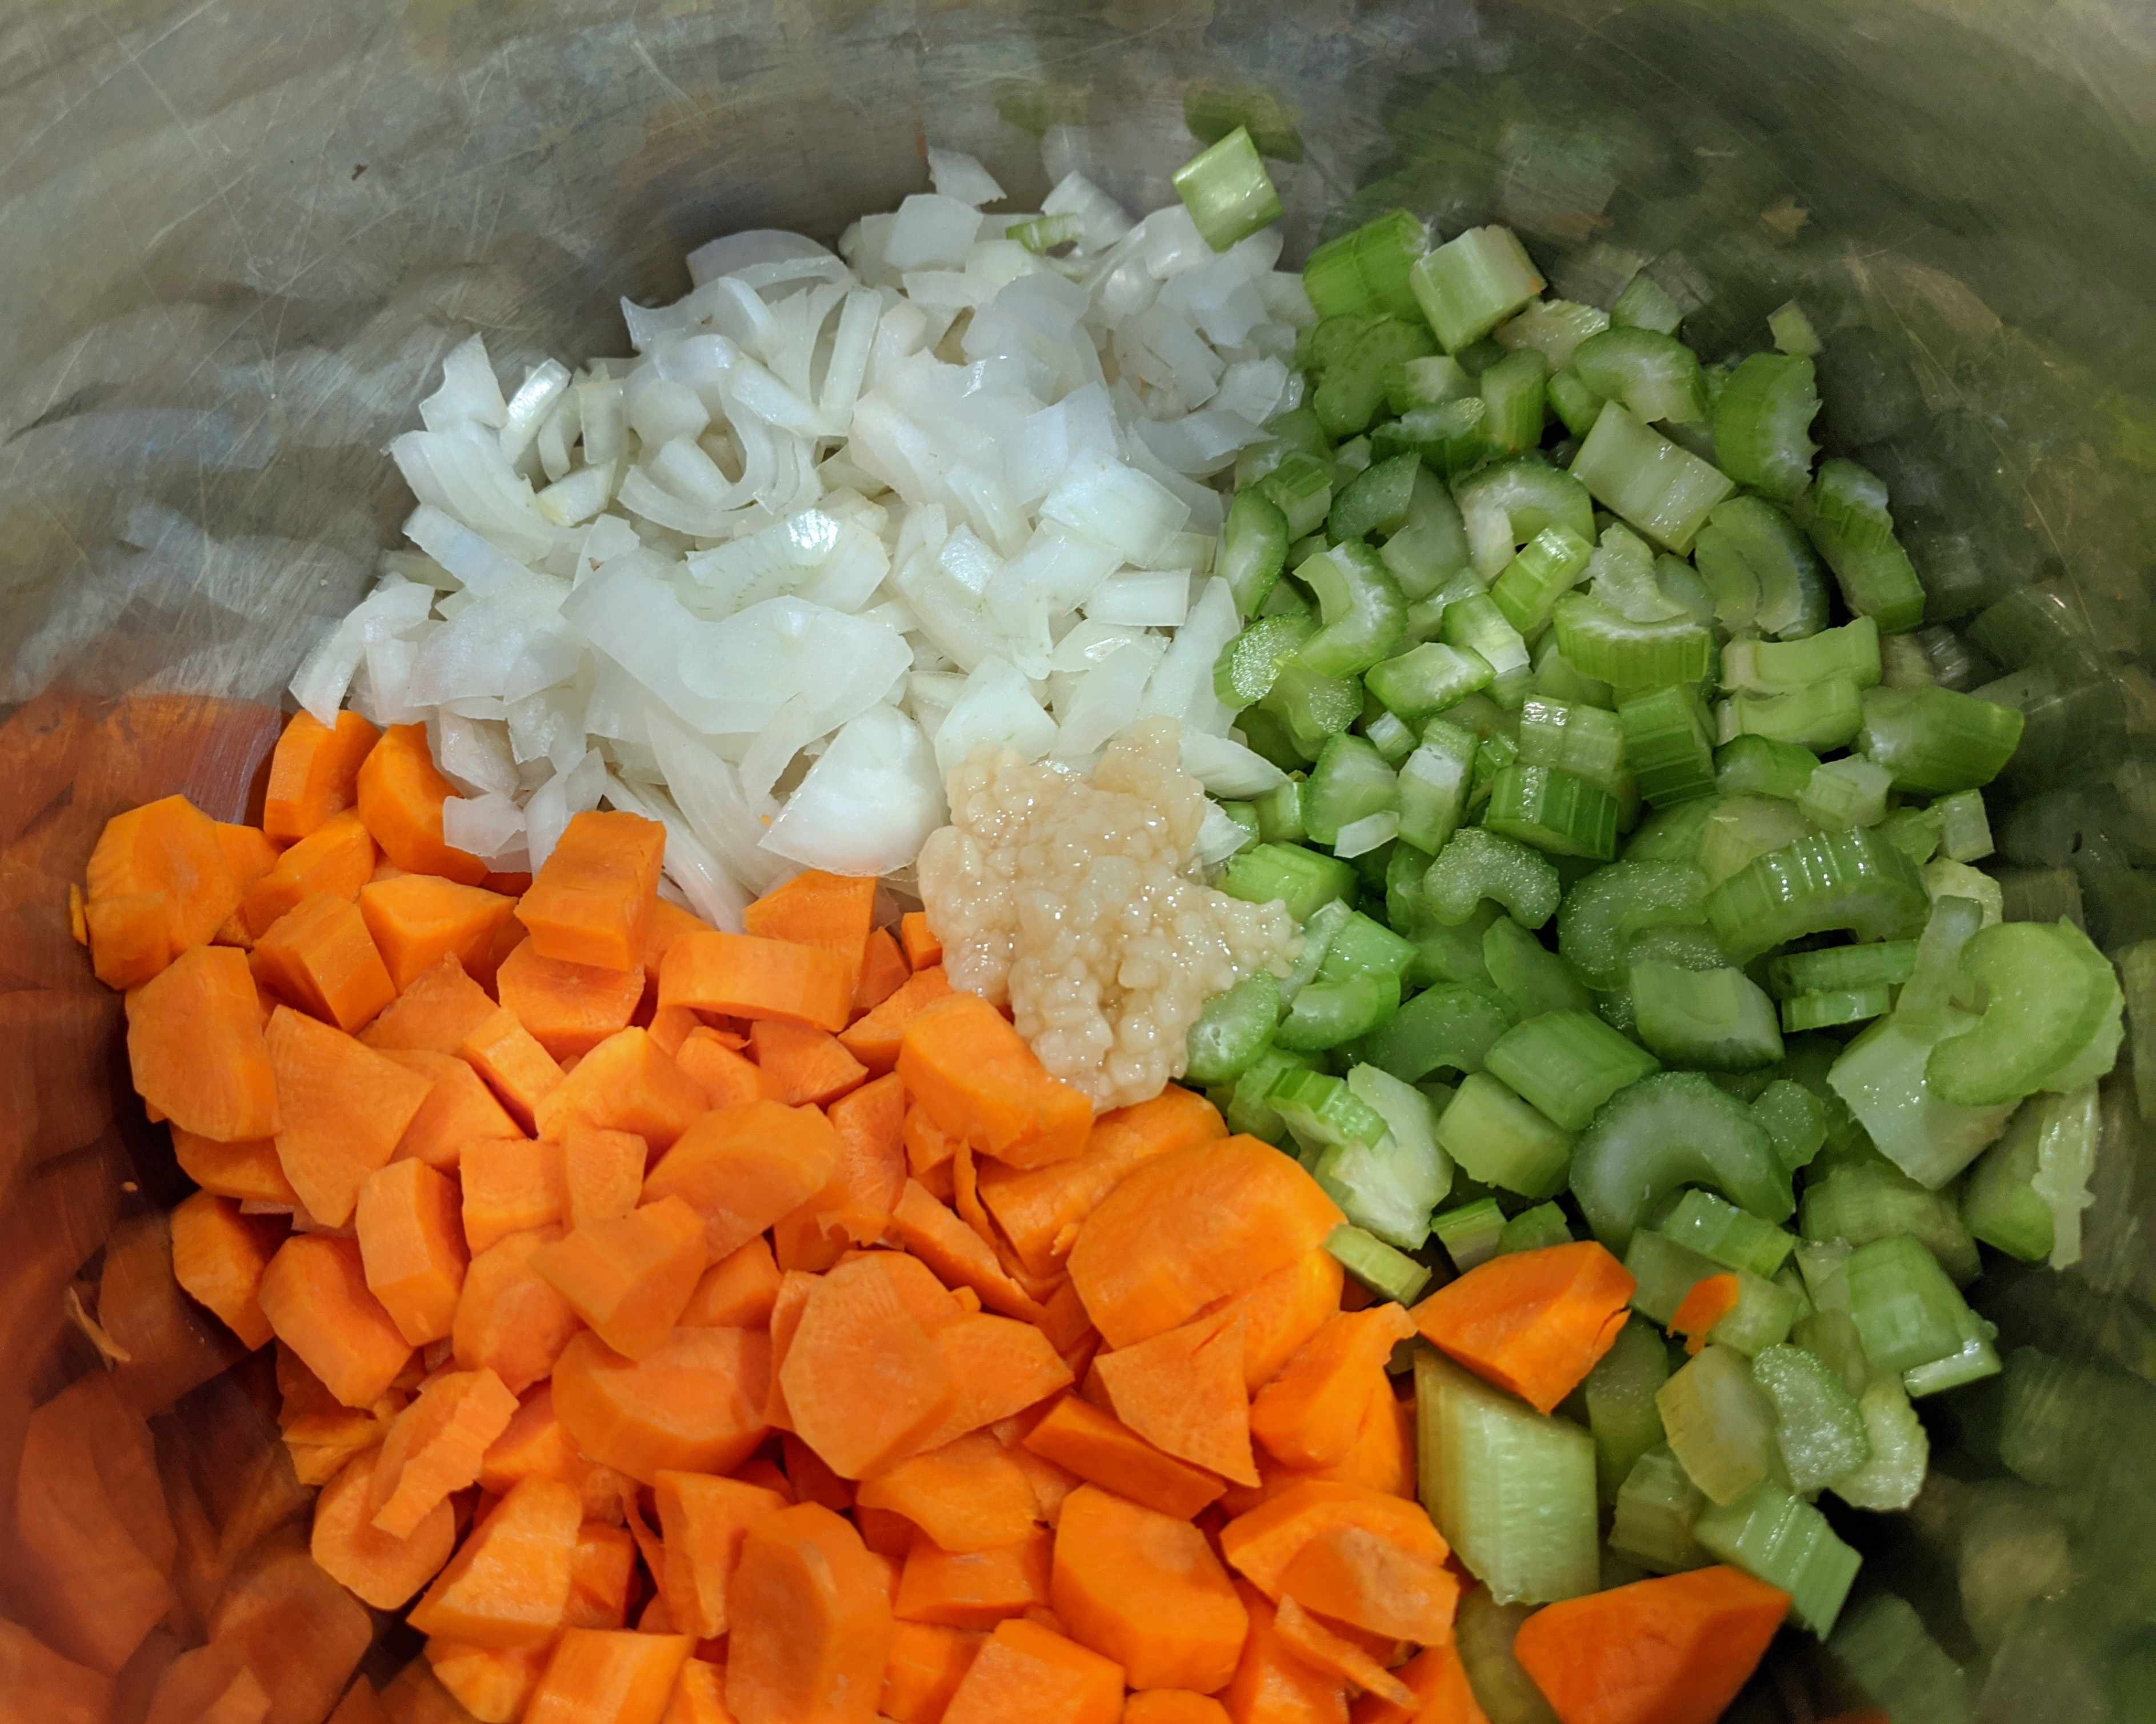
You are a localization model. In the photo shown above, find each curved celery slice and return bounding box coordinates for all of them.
[1485,1009,1660,1134]
[1585,1319,1670,1502]
[1799,458,1925,634]
[1958,1098,2053,1262]
[1752,1342,1871,1495]
[1551,590,1713,689]
[1801,1157,1979,1285]
[1184,971,1281,1085]
[1569,1071,1792,1252]
[1357,982,1515,1084]
[1827,1379,1929,1512]
[1662,1189,1796,1279]
[1858,685,2025,795]
[1610,1446,1710,1574]
[1301,733,1398,848]
[1722,616,1882,697]
[1571,326,1707,425]
[1567,401,1734,553]
[1275,970,1398,1051]
[1367,642,1492,719]
[1617,685,1716,810]
[1435,1071,1574,1199]
[1751,1079,1829,1174]
[1623,799,1718,866]
[1484,917,1593,1021]
[1313,315,1438,438]
[1377,467,1474,600]
[1721,675,1866,752]
[1325,1223,1432,1304]
[1425,828,1561,930]
[1828,1010,2015,1190]
[1214,613,1315,707]
[1694,1478,1861,1636]
[1454,458,1597,582]
[1715,734,1822,803]
[1556,860,1710,991]
[1221,487,1291,618]
[1655,1343,1782,1506]
[1698,796,1819,891]
[1484,764,1618,861]
[1410,226,1545,353]
[1710,353,1820,503]
[1630,959,1783,1073]
[1925,919,2119,1106]
[1294,542,1408,678]
[1766,939,1918,999]
[1703,827,1929,961]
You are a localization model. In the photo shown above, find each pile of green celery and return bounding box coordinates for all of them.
[1185,209,2126,1642]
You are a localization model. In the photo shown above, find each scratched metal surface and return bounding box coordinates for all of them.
[0,1,2152,1714]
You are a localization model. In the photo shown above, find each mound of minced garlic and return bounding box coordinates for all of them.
[918,719,1300,1110]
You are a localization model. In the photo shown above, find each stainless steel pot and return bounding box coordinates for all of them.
[2,2,2152,1718]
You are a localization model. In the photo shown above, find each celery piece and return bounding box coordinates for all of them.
[1277,971,1398,1051]
[1415,1347,1599,1605]
[1798,757,1894,832]
[1858,685,2025,796]
[1483,917,1592,1021]
[1480,346,1550,455]
[1227,1044,1318,1143]
[1827,1379,1929,1511]
[1555,859,1710,992]
[1485,1009,1659,1134]
[1375,398,1492,478]
[1550,590,1713,690]
[1933,788,1993,863]
[1830,1594,1971,1724]
[1295,542,1408,678]
[1386,353,1474,414]
[1828,1013,2015,1193]
[1711,353,1820,503]
[1568,402,1734,554]
[1184,971,1282,1086]
[1173,125,1283,250]
[1269,1063,1389,1154]
[1497,1201,1573,1255]
[1698,797,1820,891]
[1609,1447,1710,1574]
[1007,212,1083,254]
[1454,459,1598,579]
[1316,316,1441,438]
[1516,698,1629,798]
[1584,1319,1670,1502]
[1611,272,1684,337]
[1378,467,1475,599]
[1765,939,1918,999]
[1569,1071,1792,1251]
[1715,734,1821,803]
[1493,298,1610,371]
[2027,1082,2100,1270]
[1799,458,1926,634]
[1780,985,1892,1033]
[1300,734,1398,848]
[1426,829,1561,931]
[1214,613,1316,707]
[1751,1079,1829,1174]
[1321,911,1418,990]
[1485,764,1619,862]
[1800,1157,1979,1285]
[1260,661,1361,756]
[1367,643,1493,721]
[1441,594,1534,710]
[1546,366,1606,439]
[1220,841,1357,922]
[1435,1072,1574,1199]
[1721,675,1866,752]
[1571,327,1706,426]
[1453,1589,1567,1724]
[1491,527,1595,638]
[1843,1233,1996,1391]
[1657,1343,1782,1506]
[1255,453,1334,540]
[1357,982,1515,1085]
[1751,1343,1871,1495]
[1925,918,2120,1107]
[1722,616,1882,697]
[1616,685,1716,810]
[1311,1127,1436,1250]
[1624,1231,1797,1357]
[1791,1306,1869,1397]
[1767,301,1821,358]
[1874,805,1942,865]
[1347,1062,1454,1196]
[1957,1098,2053,1262]
[1397,725,1477,854]
[1325,1223,1432,1305]
[1703,495,1831,641]
[1329,451,1420,544]
[1363,711,1418,768]
[1218,803,1262,854]
[1221,487,1291,618]
[1410,226,1545,354]
[1252,777,1306,846]
[1432,1196,1509,1273]
[1302,209,1426,320]
[1704,827,1929,961]
[1660,1189,1796,1279]
[1695,1479,1860,1636]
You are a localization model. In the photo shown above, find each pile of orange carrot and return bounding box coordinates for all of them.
[27,706,1799,1724]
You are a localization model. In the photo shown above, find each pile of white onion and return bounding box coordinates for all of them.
[290,146,1312,928]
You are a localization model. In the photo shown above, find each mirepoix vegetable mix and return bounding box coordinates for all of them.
[42,121,2131,1724]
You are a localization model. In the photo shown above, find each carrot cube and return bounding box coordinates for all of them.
[939,1615,1123,1724]
[454,1231,586,1397]
[311,1445,457,1611]
[1249,1303,1417,1470]
[837,965,953,1075]
[563,1122,648,1230]
[526,1629,693,1724]
[243,810,377,938]
[370,1367,522,1539]
[552,1326,771,1485]
[251,893,398,1031]
[1050,1483,1247,1692]
[529,1197,710,1359]
[1021,1395,1226,1521]
[533,1027,706,1150]
[127,943,281,1142]
[653,1471,791,1639]
[643,1099,842,1261]
[749,1019,868,1108]
[519,810,667,972]
[742,869,878,994]
[726,1503,895,1724]
[896,992,1091,1171]
[355,1158,470,1345]
[169,1190,283,1350]
[426,1639,551,1723]
[380,1047,525,1169]
[661,930,853,1034]
[1409,1241,1638,1416]
[359,873,518,992]
[407,1475,583,1647]
[675,1027,786,1109]
[257,1235,414,1409]
[459,1006,566,1134]
[86,792,239,956]
[171,1124,299,1206]
[477,1383,625,1520]
[266,1005,433,1227]
[678,1236,782,1329]
[461,1138,566,1254]
[856,926,911,1012]
[899,911,942,971]
[362,951,497,1055]
[882,1621,983,1724]
[265,709,382,843]
[498,938,646,1059]
[87,890,173,989]
[357,723,489,885]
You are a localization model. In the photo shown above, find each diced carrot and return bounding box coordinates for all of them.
[171,1123,300,1205]
[87,891,176,989]
[370,1366,521,1538]
[169,1190,283,1350]
[519,810,666,971]
[407,1475,583,1646]
[554,1325,771,1484]
[530,1197,709,1359]
[644,1099,842,1259]
[940,1616,1123,1724]
[823,1072,907,1243]
[1224,1581,1349,1724]
[1409,1241,1638,1416]
[357,723,489,885]
[127,943,281,1141]
[1510,1566,1792,1724]
[1250,1305,1416,1470]
[1230,1382,1418,1516]
[779,1254,958,1480]
[894,1528,1054,1630]
[771,1197,852,1275]
[361,874,519,992]
[266,1004,433,1226]
[265,710,382,843]
[977,1086,1226,1281]
[886,1179,1043,1322]
[354,1158,469,1346]
[780,1431,854,1514]
[312,1446,457,1609]
[856,926,910,1011]
[881,1621,982,1724]
[763,1269,815,1434]
[855,1431,1041,1554]
[86,793,239,960]
[0,1615,116,1723]
[252,892,398,1031]
[454,1230,586,1396]
[479,1383,629,1521]
[560,1122,647,1230]
[915,1313,1076,1451]
[658,1658,735,1724]
[524,1629,693,1724]
[1202,1250,1346,1395]
[907,1103,960,1185]
[662,930,854,1034]
[897,991,1091,1171]
[363,952,498,1054]
[460,1006,566,1134]
[534,1026,707,1149]
[461,1137,566,1254]
[899,911,942,971]
[243,809,378,937]
[643,898,714,976]
[567,1521,639,1630]
[676,1026,787,1108]
[1038,1278,1094,1355]
[749,1018,868,1107]
[1218,1481,1447,1600]
[142,1642,270,1724]
[1094,1310,1257,1487]
[1271,1596,1412,1709]
[679,1237,782,1329]
[379,1657,483,1724]
[743,870,877,991]
[1346,1643,1488,1724]
[724,1503,893,1724]
[208,1547,374,1724]
[1067,1137,1344,1349]
[498,937,647,1059]
[1021,1395,1226,1521]
[647,1003,701,1059]
[653,1472,791,1639]
[218,817,282,882]
[258,1234,414,1408]
[839,964,954,1075]
[381,1049,525,1171]
[1049,1483,1247,1693]
[426,1638,553,1723]
[1126,1693,1234,1724]
[1667,1272,1743,1357]
[1277,1525,1459,1645]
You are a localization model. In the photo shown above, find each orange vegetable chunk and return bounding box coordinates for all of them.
[1250,1304,1417,1469]
[141,1641,271,1724]
[1095,1311,1257,1486]
[940,1617,1123,1724]
[679,1235,782,1329]
[1271,1595,1411,1709]
[526,1630,693,1724]
[726,1502,895,1724]
[779,1253,957,1479]
[750,1018,868,1107]
[1409,1241,1637,1415]
[897,991,1092,1170]
[478,1382,628,1519]
[529,1197,709,1359]
[899,910,942,970]
[127,943,281,1141]
[459,1006,565,1134]
[1667,1272,1743,1357]
[454,1229,586,1395]
[519,809,666,971]
[356,1158,470,1345]
[1127,1694,1234,1724]
[1068,1136,1345,1348]
[644,1099,842,1260]
[881,1621,982,1724]
[857,926,911,1010]
[1021,1395,1226,1520]
[89,891,175,989]
[0,1620,113,1724]
[817,1071,907,1243]
[266,1005,433,1226]
[1218,1481,1448,1600]
[857,1431,1041,1554]
[86,793,239,956]
[258,1234,414,1407]
[915,1312,1075,1450]
[661,929,854,1033]
[659,1659,735,1724]
[242,810,377,938]
[499,938,647,1059]
[567,1521,638,1629]
[251,893,397,1031]
[676,1027,786,1108]
[1276,1525,1459,1645]
[894,1527,1054,1630]
[361,874,519,992]
[1509,1566,1791,1724]
[357,723,489,884]
[1050,1483,1248,1692]
[839,963,954,1075]
[653,1472,791,1639]
[371,1366,522,1538]
[408,1476,583,1647]
[363,952,498,1055]
[172,1124,301,1205]
[383,1048,525,1170]
[553,1325,771,1484]
[743,869,877,989]
[563,1122,649,1229]
[534,1026,707,1149]
[425,1639,551,1722]
[169,1190,283,1349]
[1209,1250,1349,1394]
[886,1179,1041,1321]
[312,1446,456,1609]
[1347,1643,1489,1724]
[1223,1581,1347,1724]
[265,709,381,842]
[461,1135,567,1252]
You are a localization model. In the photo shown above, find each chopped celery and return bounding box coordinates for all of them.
[1325,1223,1433,1304]
[1435,1072,1575,1199]
[1367,643,1493,719]
[1698,797,1820,891]
[1550,590,1713,689]
[1498,1202,1573,1255]
[1765,938,1918,999]
[1255,453,1335,541]
[1767,301,1821,358]
[1780,985,1893,1033]
[1616,685,1717,809]
[1386,353,1474,414]
[1415,1347,1600,1605]
[1485,1009,1660,1133]
[1925,918,2120,1107]
[1375,398,1492,477]
[1715,734,1822,802]
[1711,352,1820,503]
[1699,495,1831,641]
[1611,271,1684,336]
[1568,402,1734,553]
[1656,1343,1782,1506]
[1584,1319,1670,1501]
[1433,1196,1509,1273]
[1858,685,2025,796]
[1345,1061,1453,1194]
[1314,314,1440,438]
[1357,982,1515,1084]
[1798,757,1894,831]
[1874,804,1942,863]
[1397,723,1478,854]
[1828,1379,1929,1511]
[1570,327,1706,425]
[1485,764,1619,861]
[1319,911,1418,990]
[1299,734,1398,848]
[1277,971,1398,1051]
[1555,860,1710,991]
[1609,1447,1710,1574]
[1828,1010,2015,1193]
[1958,1098,2054,1263]
[1799,1157,1979,1285]
[1217,802,1261,853]
[1252,777,1306,845]
[1491,526,1596,637]
[1516,698,1630,797]
[1377,467,1475,599]
[1493,298,1610,370]
[1410,226,1545,353]
[1751,1078,1830,1173]
[1220,842,1357,922]
[1547,366,1605,438]
[1227,1044,1318,1143]
[1362,710,1418,767]
[1751,1343,1871,1495]
[1799,458,1926,634]
[1660,1189,1797,1279]
[1259,660,1361,754]
[1569,1071,1792,1251]
[1172,125,1283,250]
[1934,788,1993,862]
[1426,829,1562,930]
[1703,827,1930,960]
[1441,594,1535,709]
[1624,1231,1797,1357]
[1303,209,1428,321]
[1719,675,1866,751]
[1843,1233,1998,1393]
[1791,1306,1869,1397]
[1270,1062,1388,1153]
[1294,542,1408,678]
[1214,613,1316,707]
[1328,451,1421,543]
[1453,458,1598,579]
[1483,917,1593,1020]
[1184,971,1281,1085]
[1480,345,1550,455]
[1221,487,1291,618]
[1630,959,1783,1073]
[1694,1479,1860,1635]
[1830,1594,1971,1724]
[1724,617,1883,700]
